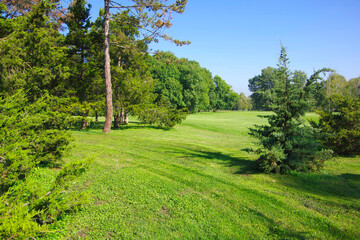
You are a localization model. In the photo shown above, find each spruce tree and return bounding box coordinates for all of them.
[250,46,332,173]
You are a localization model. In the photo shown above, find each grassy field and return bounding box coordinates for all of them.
[48,111,359,239]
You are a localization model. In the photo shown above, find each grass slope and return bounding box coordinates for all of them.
[50,111,359,239]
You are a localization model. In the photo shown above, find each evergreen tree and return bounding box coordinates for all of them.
[63,0,92,99]
[0,91,91,239]
[249,47,332,173]
[0,1,69,99]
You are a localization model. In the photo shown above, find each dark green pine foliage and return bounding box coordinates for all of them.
[250,47,332,173]
[62,0,104,128]
[0,2,14,38]
[0,1,69,99]
[63,0,92,100]
[0,91,92,239]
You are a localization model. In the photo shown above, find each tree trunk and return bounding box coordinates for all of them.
[103,0,112,134]
[81,120,88,130]
[124,111,129,125]
[120,107,124,124]
[114,113,120,128]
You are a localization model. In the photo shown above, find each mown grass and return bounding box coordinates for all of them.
[47,111,359,239]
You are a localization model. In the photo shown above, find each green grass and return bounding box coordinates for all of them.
[48,111,360,239]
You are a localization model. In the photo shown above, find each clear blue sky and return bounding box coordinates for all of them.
[86,0,360,96]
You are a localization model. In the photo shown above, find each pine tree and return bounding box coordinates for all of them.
[102,0,190,134]
[250,46,332,173]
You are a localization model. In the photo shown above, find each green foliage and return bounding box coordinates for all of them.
[135,100,188,129]
[233,92,252,111]
[314,94,360,155]
[150,52,238,113]
[0,1,69,99]
[0,91,92,239]
[248,67,276,110]
[346,76,360,99]
[250,47,332,173]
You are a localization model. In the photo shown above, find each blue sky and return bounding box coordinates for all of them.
[86,0,360,96]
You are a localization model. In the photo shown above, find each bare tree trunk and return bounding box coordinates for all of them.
[81,120,89,130]
[114,113,120,128]
[103,0,112,134]
[124,111,129,125]
[120,107,124,124]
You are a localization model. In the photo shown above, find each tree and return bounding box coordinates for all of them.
[149,51,185,109]
[234,92,251,111]
[102,0,190,134]
[178,61,213,112]
[249,47,332,173]
[0,91,91,239]
[1,0,65,28]
[0,1,69,99]
[324,73,347,110]
[314,94,360,155]
[63,0,92,100]
[248,67,276,110]
[346,76,360,99]
[108,10,155,126]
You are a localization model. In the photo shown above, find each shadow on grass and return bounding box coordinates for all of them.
[168,145,258,175]
[73,121,167,131]
[247,208,309,239]
[191,150,257,174]
[277,172,360,202]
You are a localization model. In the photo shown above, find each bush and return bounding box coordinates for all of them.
[0,91,92,239]
[313,94,360,155]
[133,101,188,129]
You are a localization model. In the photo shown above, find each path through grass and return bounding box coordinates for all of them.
[51,111,359,239]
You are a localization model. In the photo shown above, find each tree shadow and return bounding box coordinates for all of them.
[169,146,258,175]
[72,121,168,131]
[246,208,309,239]
[277,172,360,202]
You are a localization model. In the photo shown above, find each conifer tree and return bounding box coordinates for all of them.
[250,46,332,173]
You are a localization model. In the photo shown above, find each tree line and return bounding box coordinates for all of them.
[248,66,360,111]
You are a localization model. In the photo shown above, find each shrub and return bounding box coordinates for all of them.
[0,91,92,239]
[133,100,188,129]
[313,94,360,155]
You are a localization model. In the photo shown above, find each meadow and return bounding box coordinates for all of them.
[49,111,359,239]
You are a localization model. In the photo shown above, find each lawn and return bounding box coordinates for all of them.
[48,111,360,239]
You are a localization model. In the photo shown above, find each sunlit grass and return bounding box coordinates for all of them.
[48,111,360,239]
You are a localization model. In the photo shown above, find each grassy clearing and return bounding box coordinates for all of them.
[48,111,359,239]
